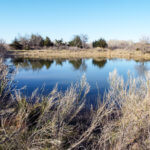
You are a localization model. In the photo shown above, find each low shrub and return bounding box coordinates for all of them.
[69,35,83,48]
[10,39,23,50]
[44,36,54,47]
[93,38,108,48]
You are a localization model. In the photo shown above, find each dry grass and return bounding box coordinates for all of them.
[8,48,150,61]
[108,40,134,50]
[0,39,7,57]
[68,70,150,150]
[1,58,150,150]
[0,58,15,110]
[92,70,150,150]
[0,60,91,149]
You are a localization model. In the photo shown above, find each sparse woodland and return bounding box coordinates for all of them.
[1,35,150,55]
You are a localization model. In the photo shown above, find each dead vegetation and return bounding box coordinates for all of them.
[0,58,150,150]
[0,39,7,57]
[108,40,134,50]
[8,48,150,61]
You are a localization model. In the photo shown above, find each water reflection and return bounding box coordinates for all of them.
[80,60,87,72]
[7,57,150,105]
[11,58,108,71]
[55,59,66,66]
[135,62,149,76]
[11,58,54,71]
[92,58,107,68]
[11,58,150,78]
[69,59,82,70]
[69,59,87,72]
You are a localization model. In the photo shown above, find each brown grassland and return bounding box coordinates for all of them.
[8,48,150,61]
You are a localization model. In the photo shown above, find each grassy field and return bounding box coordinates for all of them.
[8,48,150,61]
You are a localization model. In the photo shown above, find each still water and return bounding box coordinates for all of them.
[6,57,150,104]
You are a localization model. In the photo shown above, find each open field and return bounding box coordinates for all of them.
[8,48,150,61]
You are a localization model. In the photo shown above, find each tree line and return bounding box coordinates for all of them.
[9,34,108,50]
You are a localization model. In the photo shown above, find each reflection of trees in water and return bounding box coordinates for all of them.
[69,59,87,72]
[12,58,30,69]
[12,58,54,71]
[135,62,149,76]
[55,59,66,66]
[80,60,87,72]
[12,58,108,72]
[92,59,107,68]
[44,60,53,69]
[69,59,82,70]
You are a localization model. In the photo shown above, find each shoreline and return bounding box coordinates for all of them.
[7,48,150,61]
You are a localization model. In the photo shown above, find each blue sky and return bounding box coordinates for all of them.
[0,0,150,43]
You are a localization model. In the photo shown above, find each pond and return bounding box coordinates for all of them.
[6,57,150,106]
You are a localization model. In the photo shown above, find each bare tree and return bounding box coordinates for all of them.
[55,39,63,47]
[18,35,30,50]
[29,34,44,49]
[54,39,68,49]
[80,34,88,48]
[139,36,150,44]
[69,34,88,48]
[108,40,134,50]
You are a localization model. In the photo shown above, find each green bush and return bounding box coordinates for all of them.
[44,37,54,47]
[10,39,23,50]
[93,38,108,48]
[69,35,82,48]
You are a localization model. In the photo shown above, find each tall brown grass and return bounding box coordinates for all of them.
[0,39,7,57]
[0,58,150,150]
[108,40,134,50]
